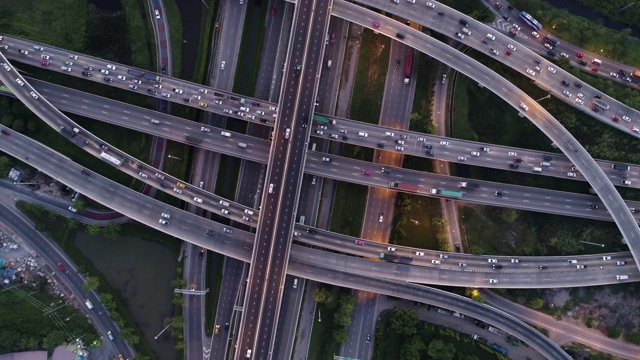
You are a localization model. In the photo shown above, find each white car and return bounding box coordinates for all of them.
[221,209,229,215]
[15,78,24,86]
[488,259,497,263]
[633,126,640,134]
[155,9,161,19]
[455,32,465,39]
[161,213,171,219]
[61,66,71,72]
[560,52,569,58]
[416,252,425,256]
[220,61,225,70]
[431,259,440,264]
[41,54,50,59]
[547,66,557,73]
[512,23,521,31]
[603,256,611,260]
[2,63,10,71]
[107,64,116,70]
[440,141,449,146]
[577,93,585,99]
[507,44,516,51]
[69,206,77,213]
[100,69,109,74]
[133,79,142,84]
[490,48,499,55]
[117,75,126,80]
[623,115,631,122]
[161,93,170,98]
[426,2,435,8]
[173,88,184,94]
[193,197,203,203]
[173,187,182,194]
[387,247,396,252]
[29,91,39,99]
[470,151,480,156]
[489,279,499,284]
[395,146,404,151]
[526,69,535,76]
[519,103,529,111]
[575,98,584,105]
[562,90,571,97]
[486,33,495,41]
[511,259,520,263]
[440,254,449,259]
[139,172,148,178]
[531,31,539,38]
[567,172,577,177]
[457,156,467,161]
[159,219,168,225]
[508,151,517,156]
[610,72,619,78]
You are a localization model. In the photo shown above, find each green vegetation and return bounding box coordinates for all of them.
[17,201,181,358]
[0,287,98,354]
[233,2,268,95]
[121,0,156,70]
[162,0,183,77]
[391,194,444,250]
[373,307,506,360]
[204,253,224,336]
[329,182,368,236]
[510,0,640,68]
[192,0,219,83]
[438,0,493,22]
[306,286,342,360]
[349,28,391,124]
[563,343,623,360]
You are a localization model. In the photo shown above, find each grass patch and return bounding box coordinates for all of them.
[306,287,341,360]
[121,0,156,69]
[204,253,225,336]
[329,182,368,236]
[162,0,183,77]
[350,28,391,124]
[392,195,442,250]
[233,2,268,95]
[191,0,219,83]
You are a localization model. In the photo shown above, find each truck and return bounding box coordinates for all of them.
[617,275,629,280]
[404,52,413,85]
[593,99,609,110]
[143,73,162,82]
[313,114,336,125]
[612,163,630,171]
[379,253,413,263]
[59,126,88,146]
[430,189,464,198]
[59,126,75,138]
[458,182,480,189]
[388,182,420,192]
[471,334,488,344]
[544,35,559,47]
[490,343,508,356]
[186,135,202,144]
[633,70,640,78]
[127,69,144,77]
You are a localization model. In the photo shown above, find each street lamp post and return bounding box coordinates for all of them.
[167,155,182,160]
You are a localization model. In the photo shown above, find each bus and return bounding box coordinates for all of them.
[519,11,542,31]
[100,151,122,166]
[313,114,331,124]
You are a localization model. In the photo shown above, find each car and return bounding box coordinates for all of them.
[612,116,620,122]
[623,115,631,122]
[488,259,497,263]
[426,1,435,8]
[610,72,619,78]
[573,83,582,89]
[457,156,467,161]
[548,66,557,73]
[372,21,381,29]
[514,158,523,163]
[61,66,72,72]
[161,213,170,219]
[560,52,569,58]
[220,61,225,70]
[14,77,24,87]
[590,204,599,209]
[505,50,512,56]
[592,106,600,113]
[575,99,584,105]
[455,242,460,251]
[221,209,230,215]
[107,64,116,70]
[193,197,203,203]
[0,130,9,136]
[40,54,50,60]
[591,67,599,72]
[567,172,577,177]
[495,191,503,196]
[602,256,612,261]
[355,240,364,246]
[632,126,640,134]
[543,43,553,50]
[18,49,29,55]
[519,103,529,111]
[64,60,74,66]
[38,60,50,67]
[104,77,113,83]
[576,52,584,58]
[100,69,110,75]
[547,50,557,57]
[507,44,516,51]
[489,279,499,284]
[161,92,171,98]
[577,59,587,66]
[508,151,517,156]
[512,23,521,31]
[440,141,449,146]
[155,9,160,18]
[159,219,169,225]
[362,170,372,176]
[562,90,571,97]
[455,32,464,39]
[617,261,627,265]
[511,259,520,263]
[387,246,396,252]
[470,151,480,157]
[576,265,586,269]
[492,264,503,269]
[395,146,404,151]
[29,91,39,100]
[366,334,371,343]
[57,263,66,272]
[622,180,632,185]
[502,15,510,21]
[173,187,182,194]
[458,262,467,267]
[575,93,585,100]
[595,93,602,99]
[138,172,148,179]
[199,102,208,108]
[490,48,499,56]
[215,324,220,334]
[439,254,448,259]
[526,69,535,76]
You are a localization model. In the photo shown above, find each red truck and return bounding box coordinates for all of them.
[389,182,420,192]
[404,52,413,85]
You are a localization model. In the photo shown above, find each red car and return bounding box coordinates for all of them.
[271,7,276,16]
[505,50,512,56]
[1,130,9,136]
[56,263,66,272]
[355,240,364,246]
[612,116,620,122]
[372,22,381,29]
[591,67,599,72]
[362,170,371,175]
[576,52,584,58]
[40,60,49,67]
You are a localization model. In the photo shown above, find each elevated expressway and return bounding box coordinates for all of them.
[0,125,577,360]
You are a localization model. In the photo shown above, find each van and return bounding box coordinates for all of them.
[592,59,602,66]
[540,162,551,167]
[326,60,332,69]
[73,127,81,134]
[358,131,368,137]
[238,143,247,148]
[293,279,299,288]
[459,19,469,26]
[107,331,114,340]
[534,57,542,64]
[299,215,306,225]
[612,164,630,171]
[617,275,629,280]
[221,131,232,137]
[285,128,291,139]
[532,167,543,172]
[85,300,94,309]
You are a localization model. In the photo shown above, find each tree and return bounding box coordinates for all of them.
[427,339,455,360]
[0,156,11,177]
[74,198,87,211]
[607,326,623,339]
[86,224,102,236]
[332,327,348,344]
[500,208,519,223]
[67,217,79,230]
[399,335,425,360]
[313,287,332,304]
[100,294,115,310]
[83,276,99,291]
[26,120,38,133]
[529,298,544,309]
[103,221,121,239]
[12,119,25,132]
[389,307,420,336]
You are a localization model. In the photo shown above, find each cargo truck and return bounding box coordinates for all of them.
[430,189,464,198]
[127,69,144,77]
[143,73,162,82]
[379,253,413,263]
[404,52,413,85]
[612,163,630,171]
[186,136,202,144]
[593,99,609,110]
[544,35,559,47]
[458,182,480,189]
[471,334,488,344]
[59,126,88,146]
[388,182,420,192]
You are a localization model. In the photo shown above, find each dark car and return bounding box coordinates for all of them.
[81,169,91,176]
[592,107,600,113]
[454,242,461,252]
[426,150,435,156]
[148,89,158,95]
[492,264,503,270]
[502,15,510,21]
[306,228,316,234]
[103,77,113,83]
[577,59,588,66]
[590,204,599,209]
[342,135,349,141]
[509,163,519,169]
[547,50,556,57]
[251,102,261,107]
[575,82,582,88]
[395,59,401,68]
[594,93,602,99]
[377,143,385,148]
[1,130,9,136]
[82,71,91,77]
[225,322,230,330]
[561,80,570,87]
[423,144,432,150]
[136,164,144,169]
[514,158,523,163]
[199,250,204,259]
[539,265,548,270]
[495,191,503,196]
[205,228,214,236]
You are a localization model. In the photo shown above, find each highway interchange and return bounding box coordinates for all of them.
[2,0,640,358]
